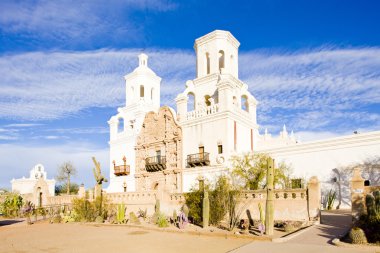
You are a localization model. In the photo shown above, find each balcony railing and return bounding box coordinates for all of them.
[145,156,166,172]
[187,152,210,167]
[186,104,219,120]
[114,165,130,176]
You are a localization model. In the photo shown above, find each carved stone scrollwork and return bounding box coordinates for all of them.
[216,155,225,164]
[135,106,182,192]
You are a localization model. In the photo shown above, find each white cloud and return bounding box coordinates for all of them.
[0,142,109,189]
[0,47,380,135]
[0,0,176,46]
[0,49,194,120]
[4,123,43,128]
[239,47,380,133]
[47,127,109,135]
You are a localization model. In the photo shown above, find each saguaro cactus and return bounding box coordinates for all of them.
[265,157,274,235]
[258,202,265,225]
[155,199,160,214]
[202,191,210,228]
[92,157,108,198]
[366,190,380,222]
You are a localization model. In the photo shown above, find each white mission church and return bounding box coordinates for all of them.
[106,30,380,194]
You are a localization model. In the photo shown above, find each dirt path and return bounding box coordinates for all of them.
[0,221,253,253]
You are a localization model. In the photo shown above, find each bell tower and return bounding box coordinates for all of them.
[107,53,161,193]
[125,53,160,109]
[194,30,240,78]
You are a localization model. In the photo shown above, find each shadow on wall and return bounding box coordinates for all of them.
[324,156,380,209]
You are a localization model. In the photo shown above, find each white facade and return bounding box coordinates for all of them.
[11,164,55,196]
[107,30,380,194]
[107,54,161,193]
[259,131,380,182]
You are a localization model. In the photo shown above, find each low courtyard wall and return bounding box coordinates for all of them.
[10,177,320,222]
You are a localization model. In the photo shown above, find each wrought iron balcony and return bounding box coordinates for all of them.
[114,165,130,176]
[145,156,166,172]
[187,152,210,167]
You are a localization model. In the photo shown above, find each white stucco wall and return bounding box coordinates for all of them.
[259,131,380,182]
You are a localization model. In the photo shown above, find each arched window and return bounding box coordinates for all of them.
[117,117,124,133]
[218,50,225,72]
[187,92,195,111]
[233,96,237,106]
[230,54,234,73]
[140,85,144,98]
[241,95,249,112]
[204,95,211,106]
[130,87,134,100]
[205,53,210,74]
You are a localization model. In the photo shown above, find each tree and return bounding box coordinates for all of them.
[327,156,380,209]
[56,161,77,195]
[55,183,79,195]
[231,153,293,190]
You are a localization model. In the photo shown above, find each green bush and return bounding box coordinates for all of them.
[185,176,241,229]
[72,198,95,222]
[62,210,77,223]
[1,193,23,217]
[71,196,109,222]
[129,212,140,225]
[184,189,203,225]
[51,215,62,224]
[95,216,104,223]
[209,176,229,225]
[156,212,169,228]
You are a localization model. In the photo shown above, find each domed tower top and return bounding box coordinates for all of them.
[124,53,161,108]
[194,30,240,79]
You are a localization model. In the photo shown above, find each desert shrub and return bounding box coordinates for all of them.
[209,176,229,225]
[37,207,47,217]
[1,193,23,217]
[129,212,140,225]
[71,196,109,222]
[185,176,242,229]
[95,216,104,223]
[62,210,78,223]
[184,189,203,225]
[137,208,147,219]
[51,214,62,223]
[156,212,169,228]
[355,190,380,243]
[72,198,96,222]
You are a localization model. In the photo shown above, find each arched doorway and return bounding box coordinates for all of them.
[37,187,42,207]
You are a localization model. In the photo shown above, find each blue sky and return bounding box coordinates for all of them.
[0,0,380,189]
